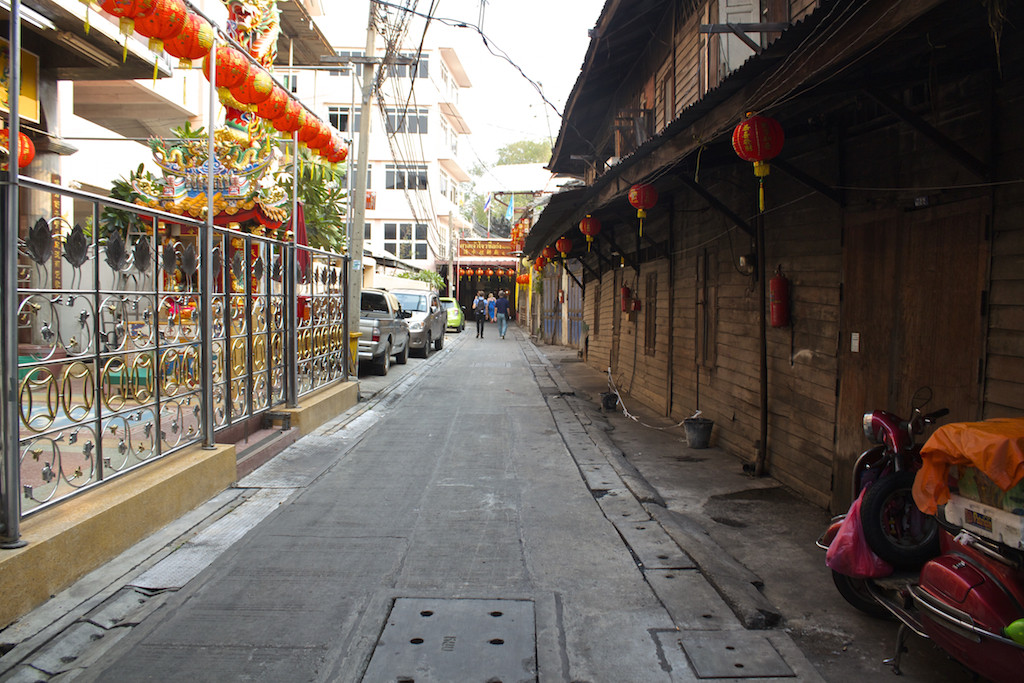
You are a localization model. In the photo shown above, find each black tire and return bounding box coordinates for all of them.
[374,343,391,376]
[424,332,432,357]
[861,471,940,569]
[831,571,891,619]
[434,331,444,350]
[394,342,408,365]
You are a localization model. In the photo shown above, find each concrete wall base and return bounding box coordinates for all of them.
[0,444,236,630]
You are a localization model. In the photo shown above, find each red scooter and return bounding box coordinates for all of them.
[820,398,1024,682]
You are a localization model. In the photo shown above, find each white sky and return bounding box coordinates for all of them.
[323,0,606,166]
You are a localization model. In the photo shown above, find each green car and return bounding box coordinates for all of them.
[440,297,465,332]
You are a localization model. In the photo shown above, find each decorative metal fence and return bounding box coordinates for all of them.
[6,179,351,525]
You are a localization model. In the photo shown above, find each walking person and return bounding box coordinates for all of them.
[472,291,488,338]
[487,292,497,324]
[494,290,510,339]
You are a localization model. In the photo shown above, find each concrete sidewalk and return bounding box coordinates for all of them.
[0,327,970,681]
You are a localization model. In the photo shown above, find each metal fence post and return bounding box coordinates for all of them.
[201,43,217,448]
[1,0,26,548]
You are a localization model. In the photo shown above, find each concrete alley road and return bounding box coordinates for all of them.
[40,326,818,682]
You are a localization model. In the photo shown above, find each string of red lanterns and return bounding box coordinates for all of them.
[94,2,348,165]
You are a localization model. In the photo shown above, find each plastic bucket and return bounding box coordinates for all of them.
[684,418,714,449]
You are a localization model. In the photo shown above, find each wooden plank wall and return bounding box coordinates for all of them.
[986,53,1024,417]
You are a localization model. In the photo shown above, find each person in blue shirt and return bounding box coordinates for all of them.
[494,290,511,339]
[487,292,497,323]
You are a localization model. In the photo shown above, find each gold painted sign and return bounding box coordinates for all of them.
[459,239,514,258]
[0,39,41,123]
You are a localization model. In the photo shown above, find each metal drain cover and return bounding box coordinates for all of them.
[679,631,795,678]
[363,598,536,682]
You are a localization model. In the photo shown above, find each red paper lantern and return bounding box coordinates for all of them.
[2,130,35,170]
[485,268,494,277]
[133,0,187,53]
[202,45,250,89]
[164,12,213,68]
[579,215,600,251]
[541,245,558,261]
[98,0,156,36]
[476,268,484,277]
[229,66,273,107]
[732,113,784,212]
[272,99,304,134]
[308,124,333,151]
[555,236,572,258]
[297,114,322,145]
[534,256,546,271]
[255,85,289,121]
[628,183,658,236]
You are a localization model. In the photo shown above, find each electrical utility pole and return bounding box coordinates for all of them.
[346,4,376,330]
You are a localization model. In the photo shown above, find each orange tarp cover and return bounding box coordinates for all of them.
[913,418,1024,514]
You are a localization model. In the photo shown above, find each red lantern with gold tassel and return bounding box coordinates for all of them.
[98,0,155,36]
[628,183,658,237]
[534,256,547,271]
[541,245,558,262]
[308,123,333,152]
[255,85,290,121]
[555,236,572,258]
[272,99,304,134]
[163,11,213,69]
[230,66,274,108]
[732,113,784,212]
[202,45,250,89]
[579,215,600,251]
[297,114,322,145]
[133,0,187,54]
[475,268,484,277]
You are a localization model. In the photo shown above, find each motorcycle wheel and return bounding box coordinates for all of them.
[861,470,940,569]
[831,571,891,619]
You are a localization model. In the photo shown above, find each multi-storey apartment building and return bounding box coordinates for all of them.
[277,41,473,283]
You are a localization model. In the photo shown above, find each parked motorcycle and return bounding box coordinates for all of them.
[820,396,1024,682]
[822,390,948,616]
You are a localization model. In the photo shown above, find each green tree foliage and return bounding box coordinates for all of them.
[461,139,550,234]
[279,147,348,253]
[396,269,445,290]
[495,139,551,166]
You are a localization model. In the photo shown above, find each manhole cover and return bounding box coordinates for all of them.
[362,598,536,682]
[679,631,795,678]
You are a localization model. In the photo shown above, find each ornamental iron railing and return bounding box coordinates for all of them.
[6,179,351,522]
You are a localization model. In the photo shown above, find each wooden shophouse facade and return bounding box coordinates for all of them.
[526,0,1024,511]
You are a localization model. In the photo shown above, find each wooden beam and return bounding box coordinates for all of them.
[564,264,583,290]
[676,173,756,237]
[772,158,844,206]
[864,87,991,181]
[605,233,638,271]
[576,256,600,281]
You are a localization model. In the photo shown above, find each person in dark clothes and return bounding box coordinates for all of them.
[494,290,510,339]
[472,290,488,338]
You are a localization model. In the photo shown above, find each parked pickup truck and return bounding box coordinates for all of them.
[358,288,411,375]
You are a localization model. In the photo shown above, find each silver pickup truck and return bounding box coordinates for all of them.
[358,288,411,375]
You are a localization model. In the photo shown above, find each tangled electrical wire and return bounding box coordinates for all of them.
[604,367,694,432]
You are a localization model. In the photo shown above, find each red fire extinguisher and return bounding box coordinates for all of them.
[769,266,790,328]
[621,285,631,312]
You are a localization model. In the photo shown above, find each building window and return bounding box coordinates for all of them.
[388,52,429,79]
[364,222,371,240]
[644,272,657,356]
[696,248,718,367]
[385,107,429,134]
[383,222,429,260]
[333,50,364,77]
[329,106,362,133]
[385,164,428,190]
[283,73,298,93]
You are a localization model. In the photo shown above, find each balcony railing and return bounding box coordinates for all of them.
[3,178,352,528]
